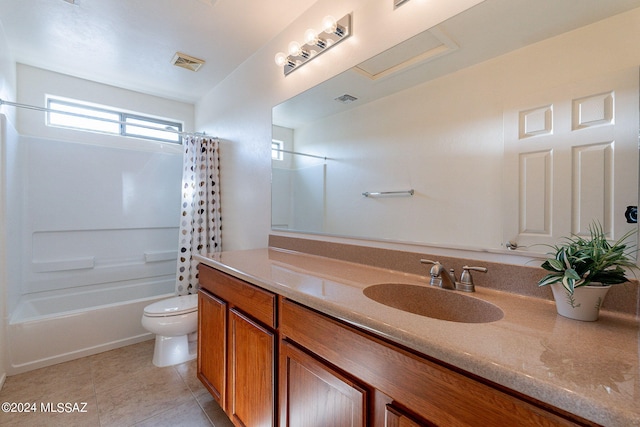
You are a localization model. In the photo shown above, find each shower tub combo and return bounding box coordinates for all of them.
[1,113,184,375]
[7,281,174,375]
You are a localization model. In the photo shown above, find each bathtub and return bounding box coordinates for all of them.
[7,280,175,375]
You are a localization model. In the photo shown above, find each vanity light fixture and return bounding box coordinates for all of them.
[275,13,352,76]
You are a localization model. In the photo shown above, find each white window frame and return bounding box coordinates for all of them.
[46,97,184,144]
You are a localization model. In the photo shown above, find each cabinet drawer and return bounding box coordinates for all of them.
[199,264,276,328]
[280,299,582,427]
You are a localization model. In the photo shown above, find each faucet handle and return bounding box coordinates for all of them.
[420,259,442,276]
[457,266,488,292]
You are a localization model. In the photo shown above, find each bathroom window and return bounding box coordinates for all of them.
[46,97,183,144]
[272,139,284,161]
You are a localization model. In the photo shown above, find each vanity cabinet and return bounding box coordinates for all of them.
[198,263,596,427]
[279,299,591,427]
[198,265,277,427]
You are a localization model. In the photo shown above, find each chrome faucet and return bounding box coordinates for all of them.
[420,259,488,292]
[420,259,456,290]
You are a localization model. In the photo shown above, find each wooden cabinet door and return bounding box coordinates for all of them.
[385,405,430,427]
[229,308,275,427]
[198,290,227,407]
[280,340,367,427]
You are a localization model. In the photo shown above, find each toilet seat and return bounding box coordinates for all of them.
[143,294,198,317]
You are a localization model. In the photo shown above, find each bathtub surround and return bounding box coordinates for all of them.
[0,21,18,389]
[0,20,15,124]
[3,133,182,373]
[0,65,194,377]
[7,282,173,375]
[176,135,222,296]
[0,113,20,388]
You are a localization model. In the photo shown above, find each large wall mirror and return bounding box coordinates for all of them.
[272,0,640,254]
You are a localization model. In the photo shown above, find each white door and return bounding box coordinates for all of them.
[503,67,639,253]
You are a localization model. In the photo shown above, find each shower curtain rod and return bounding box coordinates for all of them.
[273,148,328,160]
[0,98,214,139]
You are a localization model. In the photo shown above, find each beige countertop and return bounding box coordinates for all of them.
[195,248,640,427]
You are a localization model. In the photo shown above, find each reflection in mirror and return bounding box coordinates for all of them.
[272,0,640,253]
[271,125,327,233]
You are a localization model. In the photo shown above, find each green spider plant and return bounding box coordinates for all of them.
[538,222,638,295]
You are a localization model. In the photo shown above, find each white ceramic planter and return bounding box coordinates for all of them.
[550,283,611,321]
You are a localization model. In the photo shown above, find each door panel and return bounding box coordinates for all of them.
[503,67,639,251]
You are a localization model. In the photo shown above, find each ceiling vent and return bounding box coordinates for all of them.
[171,52,205,72]
[335,94,358,103]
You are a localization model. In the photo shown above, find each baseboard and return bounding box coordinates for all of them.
[7,334,153,376]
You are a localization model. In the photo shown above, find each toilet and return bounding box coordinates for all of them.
[141,294,198,367]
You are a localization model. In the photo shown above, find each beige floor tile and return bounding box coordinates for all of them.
[174,359,210,397]
[0,358,94,403]
[96,364,193,427]
[0,341,222,427]
[134,398,213,427]
[0,394,99,427]
[89,340,157,394]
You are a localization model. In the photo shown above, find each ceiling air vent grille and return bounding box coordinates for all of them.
[171,52,205,72]
[335,94,358,103]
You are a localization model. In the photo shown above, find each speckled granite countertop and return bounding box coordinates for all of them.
[195,248,639,427]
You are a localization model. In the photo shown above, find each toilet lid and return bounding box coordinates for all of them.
[144,294,198,317]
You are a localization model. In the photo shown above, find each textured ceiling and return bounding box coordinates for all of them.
[0,0,317,103]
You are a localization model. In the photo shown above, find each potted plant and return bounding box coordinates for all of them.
[538,222,638,321]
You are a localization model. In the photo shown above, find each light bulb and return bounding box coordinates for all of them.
[304,28,318,45]
[274,52,287,67]
[322,15,337,33]
[288,41,302,56]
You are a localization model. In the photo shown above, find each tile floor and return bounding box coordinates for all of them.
[0,340,235,427]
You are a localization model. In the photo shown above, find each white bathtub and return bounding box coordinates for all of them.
[7,281,174,375]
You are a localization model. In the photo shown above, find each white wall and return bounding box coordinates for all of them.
[195,0,484,250]
[0,19,16,389]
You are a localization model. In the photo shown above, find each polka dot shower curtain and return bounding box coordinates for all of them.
[176,136,222,295]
